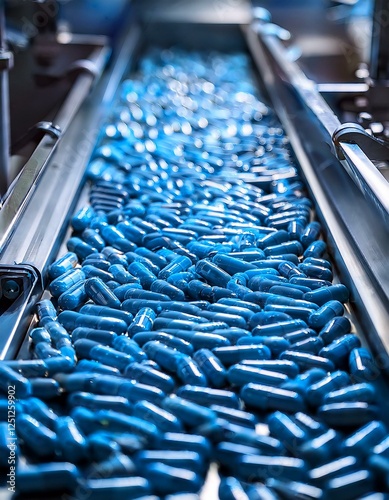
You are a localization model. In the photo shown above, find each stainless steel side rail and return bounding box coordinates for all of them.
[0,38,110,255]
[254,27,389,226]
[339,142,389,222]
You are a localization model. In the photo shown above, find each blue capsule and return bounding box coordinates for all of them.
[30,327,51,345]
[162,396,217,427]
[67,237,97,260]
[193,349,227,388]
[319,316,352,344]
[133,401,183,432]
[128,261,157,288]
[128,307,157,335]
[56,416,88,462]
[159,255,192,280]
[16,463,80,493]
[267,411,307,451]
[80,304,133,324]
[303,240,327,258]
[219,477,250,500]
[84,277,122,308]
[309,455,359,485]
[82,264,114,282]
[280,351,335,372]
[144,463,202,495]
[318,402,378,427]
[36,299,58,323]
[252,318,307,336]
[177,385,240,409]
[136,450,204,475]
[349,347,380,382]
[176,357,207,387]
[213,345,271,365]
[150,279,186,300]
[241,383,305,413]
[124,362,174,393]
[30,377,62,399]
[341,420,387,457]
[74,339,134,370]
[49,269,86,298]
[157,432,211,458]
[58,311,127,334]
[69,391,132,414]
[306,371,351,406]
[228,364,288,387]
[237,454,307,482]
[325,470,374,500]
[112,335,147,361]
[21,397,57,429]
[324,382,376,404]
[143,341,182,372]
[319,334,361,367]
[300,428,341,464]
[282,368,327,394]
[83,477,151,499]
[74,359,121,375]
[58,281,88,310]
[195,259,231,287]
[49,252,78,279]
[0,365,31,398]
[16,414,57,457]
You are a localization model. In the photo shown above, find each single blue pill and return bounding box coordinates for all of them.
[133,401,183,432]
[0,365,32,398]
[268,411,308,451]
[49,252,78,279]
[341,420,387,457]
[56,416,88,462]
[58,311,127,334]
[193,349,227,388]
[16,463,80,493]
[67,237,96,260]
[213,345,271,366]
[30,378,62,399]
[74,359,120,375]
[299,428,341,464]
[252,319,307,336]
[58,281,87,310]
[349,347,380,382]
[16,414,57,457]
[309,455,359,485]
[317,402,378,427]
[319,316,352,345]
[306,370,351,406]
[124,362,175,393]
[143,463,202,495]
[280,351,335,372]
[304,284,349,306]
[228,364,288,387]
[128,307,157,335]
[195,259,232,287]
[210,404,257,429]
[241,383,305,413]
[74,339,134,370]
[80,304,133,324]
[135,450,204,475]
[320,334,361,367]
[68,391,132,414]
[309,301,344,329]
[72,327,118,346]
[240,359,299,378]
[176,357,208,387]
[83,477,151,500]
[237,454,307,482]
[325,470,374,500]
[177,385,240,409]
[49,269,85,298]
[219,477,250,500]
[156,432,211,458]
[159,255,192,280]
[162,396,217,428]
[324,383,376,404]
[112,336,147,361]
[303,240,327,258]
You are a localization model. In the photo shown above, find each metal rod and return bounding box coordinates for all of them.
[0,0,11,198]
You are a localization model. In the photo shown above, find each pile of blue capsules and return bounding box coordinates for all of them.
[1,49,388,500]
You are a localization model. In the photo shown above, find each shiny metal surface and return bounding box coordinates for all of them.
[340,142,389,222]
[0,41,110,256]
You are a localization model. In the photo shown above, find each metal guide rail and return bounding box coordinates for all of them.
[1,14,389,500]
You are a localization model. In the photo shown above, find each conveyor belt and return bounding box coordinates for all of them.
[1,17,389,500]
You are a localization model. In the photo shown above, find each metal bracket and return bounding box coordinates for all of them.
[0,264,42,360]
[0,49,13,70]
[11,120,61,154]
[332,123,389,161]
